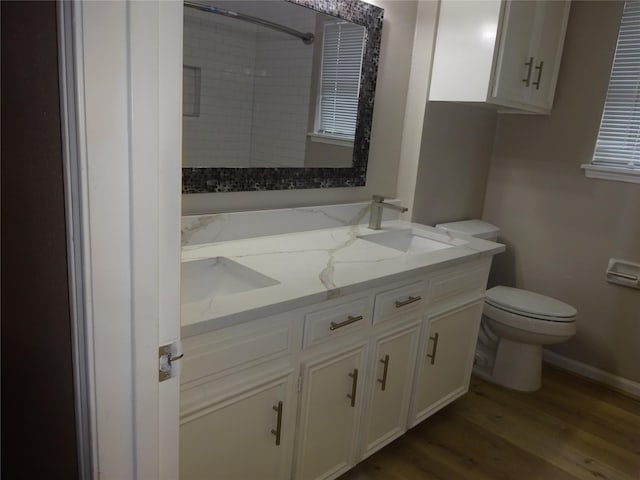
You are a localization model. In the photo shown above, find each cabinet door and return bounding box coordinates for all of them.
[527,0,571,110]
[295,344,368,480]
[491,0,537,106]
[361,323,420,459]
[180,375,294,480]
[409,300,483,427]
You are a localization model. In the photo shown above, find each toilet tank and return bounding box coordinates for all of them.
[435,219,500,241]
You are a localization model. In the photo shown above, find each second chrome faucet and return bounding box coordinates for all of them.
[368,195,408,230]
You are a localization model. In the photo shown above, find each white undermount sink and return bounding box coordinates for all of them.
[358,228,466,254]
[181,257,280,303]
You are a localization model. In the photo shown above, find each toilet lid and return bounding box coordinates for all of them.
[485,286,577,322]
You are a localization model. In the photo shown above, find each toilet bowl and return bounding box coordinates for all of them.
[479,286,576,391]
[435,220,578,392]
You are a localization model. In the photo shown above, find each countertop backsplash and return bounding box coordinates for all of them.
[181,200,404,246]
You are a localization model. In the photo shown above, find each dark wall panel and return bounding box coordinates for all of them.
[1,2,79,478]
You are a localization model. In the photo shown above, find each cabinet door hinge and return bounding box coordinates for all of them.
[159,341,183,382]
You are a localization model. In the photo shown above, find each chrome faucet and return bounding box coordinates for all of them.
[368,195,408,230]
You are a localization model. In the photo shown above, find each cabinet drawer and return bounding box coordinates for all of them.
[304,297,370,349]
[373,281,425,325]
[182,315,295,384]
[426,264,488,310]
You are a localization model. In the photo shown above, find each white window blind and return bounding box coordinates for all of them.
[317,21,365,138]
[593,0,640,171]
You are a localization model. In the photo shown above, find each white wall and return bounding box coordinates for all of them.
[393,0,440,220]
[483,1,640,383]
[411,102,497,226]
[182,0,425,214]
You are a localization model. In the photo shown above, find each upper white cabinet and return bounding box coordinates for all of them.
[429,0,571,114]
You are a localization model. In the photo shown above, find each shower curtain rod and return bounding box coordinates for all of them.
[184,1,315,44]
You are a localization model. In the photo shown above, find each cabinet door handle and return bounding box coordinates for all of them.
[522,57,534,87]
[347,368,359,407]
[426,332,440,365]
[532,60,544,90]
[330,315,363,331]
[271,401,283,446]
[377,354,390,391]
[395,295,421,308]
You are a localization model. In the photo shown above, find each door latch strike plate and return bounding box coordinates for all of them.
[159,343,183,382]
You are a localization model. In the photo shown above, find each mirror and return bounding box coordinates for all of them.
[182,0,384,193]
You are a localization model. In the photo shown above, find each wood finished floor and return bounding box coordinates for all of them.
[339,366,640,480]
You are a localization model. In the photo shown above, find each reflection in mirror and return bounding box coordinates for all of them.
[184,1,316,168]
[182,0,384,192]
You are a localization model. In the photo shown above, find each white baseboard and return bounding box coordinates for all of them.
[543,350,640,398]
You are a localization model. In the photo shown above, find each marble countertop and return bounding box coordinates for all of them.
[181,220,505,337]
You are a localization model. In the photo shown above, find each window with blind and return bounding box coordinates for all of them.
[586,0,640,183]
[316,21,365,140]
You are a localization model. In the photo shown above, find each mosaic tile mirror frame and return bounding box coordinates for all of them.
[182,0,384,193]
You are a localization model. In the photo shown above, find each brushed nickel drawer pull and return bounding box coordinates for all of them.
[377,354,390,391]
[533,60,544,90]
[427,332,440,365]
[271,401,283,446]
[329,315,363,331]
[522,56,534,86]
[347,368,359,407]
[395,295,421,308]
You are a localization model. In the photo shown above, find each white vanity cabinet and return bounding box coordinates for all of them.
[409,300,484,426]
[295,283,423,480]
[295,343,369,480]
[429,0,570,114]
[360,321,420,459]
[179,257,493,480]
[180,372,296,480]
[179,312,301,480]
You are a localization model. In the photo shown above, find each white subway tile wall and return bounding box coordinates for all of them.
[183,65,201,117]
[183,1,315,168]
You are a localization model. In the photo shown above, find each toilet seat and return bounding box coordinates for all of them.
[483,302,577,339]
[485,286,576,323]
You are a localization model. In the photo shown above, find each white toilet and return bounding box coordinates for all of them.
[436,219,577,392]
